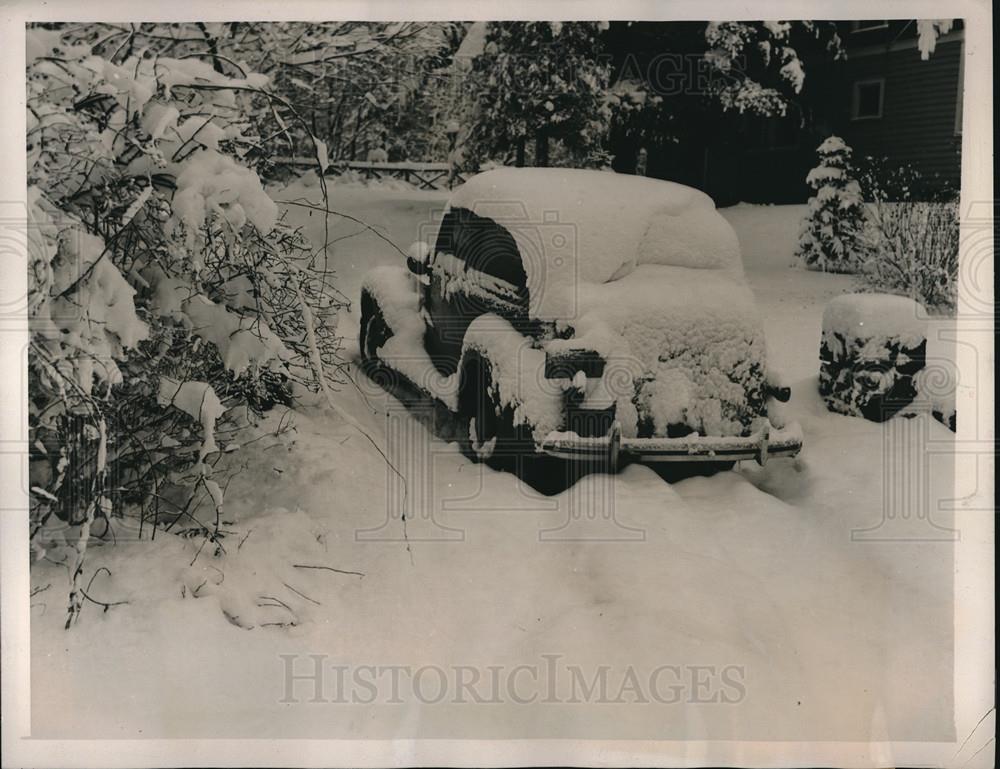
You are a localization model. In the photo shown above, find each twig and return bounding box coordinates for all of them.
[292,563,365,578]
[79,567,129,611]
[274,198,409,258]
[237,528,254,551]
[282,582,321,605]
[258,595,295,613]
[189,534,209,566]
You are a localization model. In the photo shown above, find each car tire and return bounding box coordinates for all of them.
[459,352,523,471]
[359,288,392,366]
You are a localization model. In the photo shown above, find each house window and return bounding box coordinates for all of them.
[850,20,889,32]
[851,79,885,120]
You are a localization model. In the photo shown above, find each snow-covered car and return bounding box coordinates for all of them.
[359,168,802,470]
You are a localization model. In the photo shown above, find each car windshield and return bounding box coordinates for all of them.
[433,207,528,289]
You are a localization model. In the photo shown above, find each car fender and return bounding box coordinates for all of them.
[360,265,423,342]
[457,314,563,445]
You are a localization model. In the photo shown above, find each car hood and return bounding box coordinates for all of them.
[545,264,768,438]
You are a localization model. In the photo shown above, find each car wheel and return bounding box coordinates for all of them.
[359,288,392,365]
[459,353,520,470]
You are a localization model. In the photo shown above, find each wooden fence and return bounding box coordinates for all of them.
[274,158,466,190]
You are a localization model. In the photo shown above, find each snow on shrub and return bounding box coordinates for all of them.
[819,293,927,422]
[857,201,959,314]
[796,136,867,273]
[853,156,959,314]
[26,25,342,626]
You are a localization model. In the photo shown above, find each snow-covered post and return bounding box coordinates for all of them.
[445,120,463,187]
[635,147,648,176]
[819,293,927,422]
[796,137,867,273]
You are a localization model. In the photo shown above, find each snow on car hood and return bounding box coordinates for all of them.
[447,168,743,321]
[547,264,768,438]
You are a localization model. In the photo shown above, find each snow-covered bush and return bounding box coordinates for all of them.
[853,155,959,314]
[858,201,959,314]
[913,365,957,432]
[26,25,342,626]
[819,293,927,421]
[796,136,867,273]
[855,154,958,204]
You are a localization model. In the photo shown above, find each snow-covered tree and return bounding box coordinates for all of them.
[703,21,842,116]
[254,22,463,163]
[54,22,462,167]
[605,19,950,164]
[465,22,613,168]
[796,136,867,273]
[26,24,342,626]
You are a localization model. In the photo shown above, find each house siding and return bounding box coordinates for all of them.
[835,37,963,190]
[604,21,964,204]
[709,21,965,203]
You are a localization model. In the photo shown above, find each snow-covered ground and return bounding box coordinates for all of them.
[30,182,958,742]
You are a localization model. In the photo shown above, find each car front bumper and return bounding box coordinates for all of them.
[540,421,803,468]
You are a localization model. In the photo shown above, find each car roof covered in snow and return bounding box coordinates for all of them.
[447,168,742,276]
[445,168,743,318]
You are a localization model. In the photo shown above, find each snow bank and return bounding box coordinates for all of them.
[328,169,422,192]
[719,203,809,270]
[30,182,960,746]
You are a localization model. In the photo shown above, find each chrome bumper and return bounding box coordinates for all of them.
[540,421,803,468]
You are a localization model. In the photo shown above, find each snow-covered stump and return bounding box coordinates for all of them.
[819,294,927,422]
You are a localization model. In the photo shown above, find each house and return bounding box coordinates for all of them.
[605,20,965,205]
[715,20,964,204]
[831,20,963,187]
